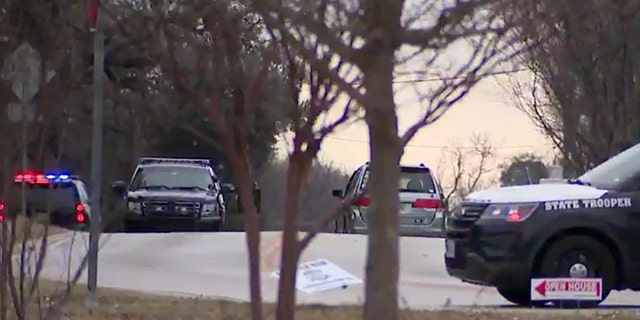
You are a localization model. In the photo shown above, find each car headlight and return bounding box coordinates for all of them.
[128,202,142,213]
[484,203,538,222]
[202,203,218,216]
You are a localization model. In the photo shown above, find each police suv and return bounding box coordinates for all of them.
[111,157,227,232]
[13,172,91,228]
[444,142,640,308]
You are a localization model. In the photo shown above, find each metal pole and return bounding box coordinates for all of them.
[86,20,104,303]
[20,87,27,218]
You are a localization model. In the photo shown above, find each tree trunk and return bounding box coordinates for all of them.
[276,153,304,320]
[360,1,403,316]
[228,152,263,320]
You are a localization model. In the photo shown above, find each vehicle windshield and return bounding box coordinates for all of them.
[578,142,640,190]
[130,166,214,191]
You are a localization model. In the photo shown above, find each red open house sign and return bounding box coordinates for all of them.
[530,278,602,301]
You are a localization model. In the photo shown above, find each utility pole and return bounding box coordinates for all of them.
[85,0,103,307]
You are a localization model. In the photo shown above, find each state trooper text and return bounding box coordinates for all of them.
[544,198,632,211]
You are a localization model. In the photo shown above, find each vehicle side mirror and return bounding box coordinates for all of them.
[111,180,127,195]
[332,189,343,198]
[221,183,236,194]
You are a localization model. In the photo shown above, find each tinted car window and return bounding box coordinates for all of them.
[359,169,370,193]
[344,167,363,196]
[130,166,214,190]
[399,167,436,193]
[358,167,437,193]
[25,183,78,211]
[578,142,640,190]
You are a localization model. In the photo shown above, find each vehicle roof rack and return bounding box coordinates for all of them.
[138,157,210,166]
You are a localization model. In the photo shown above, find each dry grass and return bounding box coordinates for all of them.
[1,280,629,320]
[3,214,67,244]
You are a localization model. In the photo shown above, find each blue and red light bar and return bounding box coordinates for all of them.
[14,172,72,184]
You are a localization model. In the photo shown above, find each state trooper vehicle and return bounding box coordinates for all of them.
[445,142,640,308]
[111,157,227,232]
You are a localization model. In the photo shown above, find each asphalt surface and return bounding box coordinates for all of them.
[34,231,640,310]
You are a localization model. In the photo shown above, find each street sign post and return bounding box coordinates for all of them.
[1,43,55,219]
[85,0,104,308]
[530,278,602,301]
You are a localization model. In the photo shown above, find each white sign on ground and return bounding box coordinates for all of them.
[271,258,362,293]
[530,278,602,301]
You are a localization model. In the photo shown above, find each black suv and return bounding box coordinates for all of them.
[111,158,227,232]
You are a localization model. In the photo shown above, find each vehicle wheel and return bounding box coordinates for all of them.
[496,286,547,307]
[538,235,615,308]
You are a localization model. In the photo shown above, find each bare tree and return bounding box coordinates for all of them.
[0,186,93,320]
[272,36,359,320]
[437,134,494,207]
[251,0,520,319]
[504,0,640,176]
[107,2,361,320]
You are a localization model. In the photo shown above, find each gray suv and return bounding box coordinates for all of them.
[331,163,447,236]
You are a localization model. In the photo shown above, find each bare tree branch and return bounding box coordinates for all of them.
[439,134,494,205]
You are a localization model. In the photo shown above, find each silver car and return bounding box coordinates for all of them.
[331,163,447,236]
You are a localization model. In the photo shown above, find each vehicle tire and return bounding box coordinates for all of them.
[538,235,615,308]
[496,286,547,307]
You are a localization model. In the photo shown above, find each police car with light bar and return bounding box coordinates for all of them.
[444,142,640,308]
[111,157,227,232]
[13,172,91,228]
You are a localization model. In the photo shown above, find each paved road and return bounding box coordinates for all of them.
[36,231,640,310]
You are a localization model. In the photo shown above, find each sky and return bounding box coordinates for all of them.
[272,4,558,188]
[274,72,557,187]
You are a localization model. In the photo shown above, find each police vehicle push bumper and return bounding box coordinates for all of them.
[125,200,224,231]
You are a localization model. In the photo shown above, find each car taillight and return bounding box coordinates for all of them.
[75,204,86,223]
[355,196,370,207]
[412,199,443,209]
